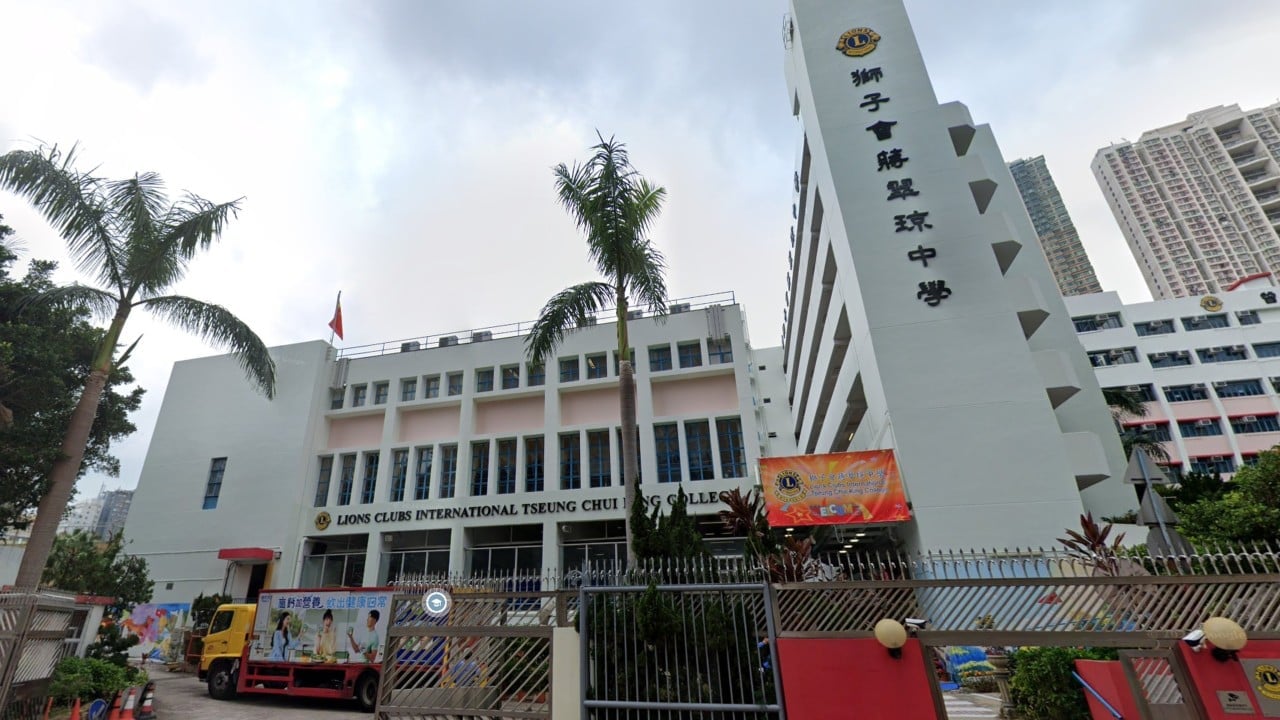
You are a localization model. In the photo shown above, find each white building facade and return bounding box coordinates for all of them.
[1066,282,1280,478]
[1093,102,1280,299]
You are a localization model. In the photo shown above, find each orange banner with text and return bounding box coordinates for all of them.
[760,450,910,527]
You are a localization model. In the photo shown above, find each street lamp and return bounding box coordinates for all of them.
[1202,617,1248,662]
[874,618,907,659]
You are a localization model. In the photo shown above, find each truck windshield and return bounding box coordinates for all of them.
[209,610,234,634]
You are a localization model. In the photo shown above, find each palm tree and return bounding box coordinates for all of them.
[526,134,667,567]
[1102,387,1169,463]
[0,145,276,589]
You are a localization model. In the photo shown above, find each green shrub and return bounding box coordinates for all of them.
[49,657,147,705]
[1008,647,1118,720]
[85,622,139,667]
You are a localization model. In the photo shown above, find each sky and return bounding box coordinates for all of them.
[2,0,1279,498]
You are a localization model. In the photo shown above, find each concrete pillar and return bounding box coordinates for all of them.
[551,627,581,720]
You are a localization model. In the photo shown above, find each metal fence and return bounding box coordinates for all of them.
[0,591,84,720]
[379,574,574,720]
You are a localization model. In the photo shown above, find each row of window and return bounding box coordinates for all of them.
[331,338,733,409]
[1073,310,1262,335]
[1112,379,1280,403]
[1087,341,1280,368]
[1131,414,1280,440]
[309,418,748,508]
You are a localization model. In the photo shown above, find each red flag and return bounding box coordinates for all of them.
[328,294,344,340]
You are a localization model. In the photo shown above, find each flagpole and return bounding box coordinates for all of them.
[329,290,341,347]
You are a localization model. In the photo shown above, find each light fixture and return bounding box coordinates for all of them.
[904,618,928,633]
[1181,629,1205,652]
[855,532,867,538]
[874,618,907,659]
[1202,617,1248,662]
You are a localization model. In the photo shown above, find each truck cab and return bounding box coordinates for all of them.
[198,603,254,695]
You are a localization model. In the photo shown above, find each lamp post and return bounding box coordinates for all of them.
[1203,616,1248,662]
[874,619,907,659]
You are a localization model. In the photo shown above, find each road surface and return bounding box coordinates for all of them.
[149,668,367,719]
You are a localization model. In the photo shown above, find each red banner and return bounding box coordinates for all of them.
[759,450,910,527]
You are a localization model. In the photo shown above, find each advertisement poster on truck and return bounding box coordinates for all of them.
[250,590,392,664]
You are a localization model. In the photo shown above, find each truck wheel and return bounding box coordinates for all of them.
[207,660,238,700]
[355,672,379,713]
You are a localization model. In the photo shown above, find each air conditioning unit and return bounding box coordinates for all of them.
[438,335,459,347]
[1241,415,1259,422]
[1213,381,1229,388]
[1095,314,1113,324]
[1190,316,1206,324]
[1210,455,1227,462]
[1125,385,1141,392]
[471,330,493,343]
[1152,352,1170,360]
[400,341,420,353]
[1140,423,1158,431]
[670,303,691,314]
[1210,346,1225,353]
[1108,349,1127,357]
[1231,345,1245,352]
[1195,419,1216,426]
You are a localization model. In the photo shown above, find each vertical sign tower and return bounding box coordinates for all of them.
[782,0,1134,549]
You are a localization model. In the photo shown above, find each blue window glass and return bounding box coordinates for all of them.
[1189,456,1235,475]
[525,437,545,492]
[501,366,520,389]
[374,383,389,405]
[1229,414,1280,434]
[400,378,417,401]
[655,424,681,483]
[1177,418,1223,438]
[203,457,227,510]
[1215,379,1264,397]
[414,447,433,501]
[1149,352,1192,368]
[360,452,379,504]
[390,450,409,502]
[1197,347,1249,363]
[1253,342,1280,358]
[1182,314,1229,331]
[649,346,673,371]
[476,369,494,392]
[685,420,714,480]
[330,389,343,410]
[678,342,703,368]
[1135,320,1175,337]
[528,364,545,386]
[352,385,368,407]
[439,445,458,498]
[337,455,356,505]
[447,373,463,396]
[313,456,333,507]
[588,430,611,488]
[1127,423,1172,442]
[717,418,746,478]
[496,439,517,494]
[560,358,580,383]
[424,376,441,398]
[560,434,581,489]
[586,354,607,379]
[1164,384,1209,402]
[471,441,490,496]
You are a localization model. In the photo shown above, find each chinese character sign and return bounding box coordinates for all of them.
[251,590,392,664]
[759,450,910,527]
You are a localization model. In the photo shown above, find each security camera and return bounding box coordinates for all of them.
[1182,629,1205,651]
[904,618,928,633]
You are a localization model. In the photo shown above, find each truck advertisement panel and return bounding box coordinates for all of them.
[249,590,392,664]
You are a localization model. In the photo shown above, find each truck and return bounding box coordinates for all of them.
[199,587,419,712]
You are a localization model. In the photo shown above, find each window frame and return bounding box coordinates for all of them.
[203,457,227,510]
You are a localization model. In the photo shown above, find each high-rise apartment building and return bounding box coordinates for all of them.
[1008,156,1103,296]
[1093,103,1280,300]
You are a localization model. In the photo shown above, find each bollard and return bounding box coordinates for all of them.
[69,698,81,720]
[105,689,123,720]
[134,682,156,720]
[116,686,140,720]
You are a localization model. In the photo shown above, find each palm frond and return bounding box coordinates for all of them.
[625,240,668,314]
[139,295,276,399]
[525,281,613,365]
[15,283,121,320]
[1103,387,1146,420]
[107,172,168,247]
[0,145,124,290]
[622,177,667,241]
[162,194,243,258]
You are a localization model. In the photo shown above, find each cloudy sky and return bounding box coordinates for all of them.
[2,0,1279,498]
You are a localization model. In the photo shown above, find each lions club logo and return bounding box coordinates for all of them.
[1256,664,1280,701]
[314,511,332,531]
[774,469,807,503]
[1200,295,1223,312]
[836,27,880,57]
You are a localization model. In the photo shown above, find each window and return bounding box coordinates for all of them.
[1230,414,1280,434]
[1181,313,1229,330]
[1129,422,1172,442]
[649,345,673,371]
[390,450,409,502]
[330,389,344,410]
[337,454,356,505]
[413,447,433,501]
[1237,310,1261,325]
[717,418,746,478]
[678,342,703,368]
[1072,313,1123,332]
[1135,319,1175,337]
[447,372,463,396]
[560,357,580,382]
[560,433,581,489]
[1149,351,1192,368]
[203,457,227,509]
[1159,463,1184,483]
[352,384,368,407]
[655,424,681,483]
[528,363,546,386]
[313,456,333,507]
[400,378,417,402]
[1105,384,1158,402]
[708,339,733,364]
[374,382,389,405]
[501,365,520,390]
[1242,454,1261,467]
[496,439,517,494]
[360,452,380,503]
[1088,348,1139,367]
[586,354,607,379]
[587,430,611,488]
[685,420,714,480]
[1177,418,1223,437]
[1215,378,1264,397]
[526,437,545,492]
[1164,384,1209,402]
[439,445,458,498]
[476,368,494,392]
[1254,342,1280,358]
[424,375,441,398]
[613,349,635,375]
[1190,456,1236,475]
[208,610,235,635]
[471,441,489,496]
[1197,346,1248,363]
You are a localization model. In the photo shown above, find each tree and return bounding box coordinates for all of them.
[0,145,277,588]
[526,134,668,567]
[632,487,706,561]
[43,531,153,613]
[1176,450,1280,544]
[1101,387,1169,463]
[0,221,143,531]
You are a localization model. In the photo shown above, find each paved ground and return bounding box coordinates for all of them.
[149,668,367,719]
[942,692,1001,718]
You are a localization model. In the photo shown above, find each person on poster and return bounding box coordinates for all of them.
[269,611,299,661]
[346,609,381,662]
[315,609,337,660]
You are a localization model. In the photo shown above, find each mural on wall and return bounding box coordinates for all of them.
[121,603,190,661]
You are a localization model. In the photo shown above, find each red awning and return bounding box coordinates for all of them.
[218,547,275,561]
